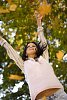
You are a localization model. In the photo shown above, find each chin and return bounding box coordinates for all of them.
[27,51,36,55]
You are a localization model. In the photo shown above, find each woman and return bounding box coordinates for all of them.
[0,13,67,100]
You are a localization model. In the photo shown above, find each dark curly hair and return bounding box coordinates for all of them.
[22,41,47,61]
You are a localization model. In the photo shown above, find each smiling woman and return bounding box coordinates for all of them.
[22,42,44,61]
[26,43,37,58]
[0,12,67,100]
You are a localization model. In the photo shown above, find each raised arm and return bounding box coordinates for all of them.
[0,36,24,73]
[35,11,49,62]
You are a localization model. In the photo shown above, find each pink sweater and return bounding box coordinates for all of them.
[24,56,63,100]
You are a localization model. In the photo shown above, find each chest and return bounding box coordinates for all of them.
[24,58,53,78]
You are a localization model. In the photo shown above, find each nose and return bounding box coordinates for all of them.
[29,46,34,49]
[27,45,36,48]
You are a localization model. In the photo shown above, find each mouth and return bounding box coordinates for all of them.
[29,48,34,50]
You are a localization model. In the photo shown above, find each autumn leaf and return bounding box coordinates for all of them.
[9,74,24,80]
[38,1,51,16]
[0,3,17,13]
[0,7,9,13]
[9,4,17,11]
[56,51,64,61]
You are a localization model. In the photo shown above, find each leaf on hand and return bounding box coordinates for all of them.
[38,1,51,16]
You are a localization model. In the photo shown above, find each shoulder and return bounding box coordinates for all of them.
[38,56,46,61]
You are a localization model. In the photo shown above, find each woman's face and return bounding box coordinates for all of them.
[26,43,37,58]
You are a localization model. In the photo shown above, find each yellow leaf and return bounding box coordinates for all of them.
[56,51,64,61]
[9,4,17,11]
[0,7,9,13]
[38,1,51,16]
[9,74,24,80]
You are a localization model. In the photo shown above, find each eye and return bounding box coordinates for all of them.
[27,45,36,48]
[27,46,30,48]
[32,45,36,47]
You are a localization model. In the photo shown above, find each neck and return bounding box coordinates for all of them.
[28,54,36,59]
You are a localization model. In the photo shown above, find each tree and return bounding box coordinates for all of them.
[0,0,67,99]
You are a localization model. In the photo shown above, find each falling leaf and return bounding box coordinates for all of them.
[56,51,64,61]
[38,1,51,17]
[0,7,10,13]
[9,74,24,80]
[9,4,17,11]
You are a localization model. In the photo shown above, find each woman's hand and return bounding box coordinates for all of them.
[34,11,43,27]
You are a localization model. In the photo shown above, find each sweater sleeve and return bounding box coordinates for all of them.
[37,26,49,62]
[0,36,24,73]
